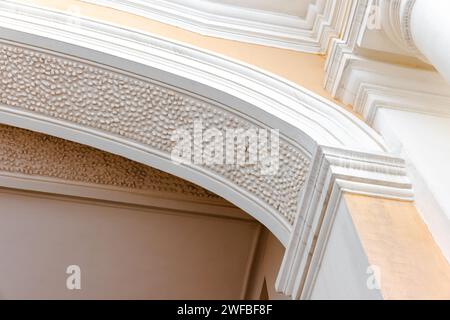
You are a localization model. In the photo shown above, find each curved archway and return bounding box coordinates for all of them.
[0,1,398,250]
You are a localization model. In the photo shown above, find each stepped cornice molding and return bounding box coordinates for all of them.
[324,0,366,96]
[277,146,412,299]
[339,59,450,124]
[80,0,349,53]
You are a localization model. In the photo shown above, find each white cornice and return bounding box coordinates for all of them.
[324,0,450,122]
[339,58,450,124]
[80,0,348,53]
[324,0,365,96]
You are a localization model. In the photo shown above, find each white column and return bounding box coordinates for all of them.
[381,0,450,84]
[410,0,450,84]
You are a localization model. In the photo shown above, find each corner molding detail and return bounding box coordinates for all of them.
[324,0,367,96]
[324,0,450,123]
[347,64,450,124]
[276,146,413,299]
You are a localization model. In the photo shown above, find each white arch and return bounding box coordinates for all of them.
[0,1,399,249]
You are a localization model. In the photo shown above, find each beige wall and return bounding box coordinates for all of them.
[308,193,450,300]
[0,188,261,299]
[344,193,450,300]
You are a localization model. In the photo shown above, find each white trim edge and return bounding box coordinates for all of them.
[80,0,346,53]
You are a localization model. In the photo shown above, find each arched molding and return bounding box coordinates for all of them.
[0,1,414,298]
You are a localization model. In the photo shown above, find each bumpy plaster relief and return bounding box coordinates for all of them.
[0,124,218,199]
[0,43,309,224]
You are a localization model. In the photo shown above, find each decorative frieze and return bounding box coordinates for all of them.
[0,43,309,225]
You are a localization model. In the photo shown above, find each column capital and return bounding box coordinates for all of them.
[380,0,424,59]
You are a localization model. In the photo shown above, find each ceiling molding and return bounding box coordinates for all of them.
[380,0,424,59]
[321,0,450,285]
[80,0,348,53]
[324,0,450,122]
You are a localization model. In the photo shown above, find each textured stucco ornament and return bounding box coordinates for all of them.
[0,124,219,199]
[0,43,310,225]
